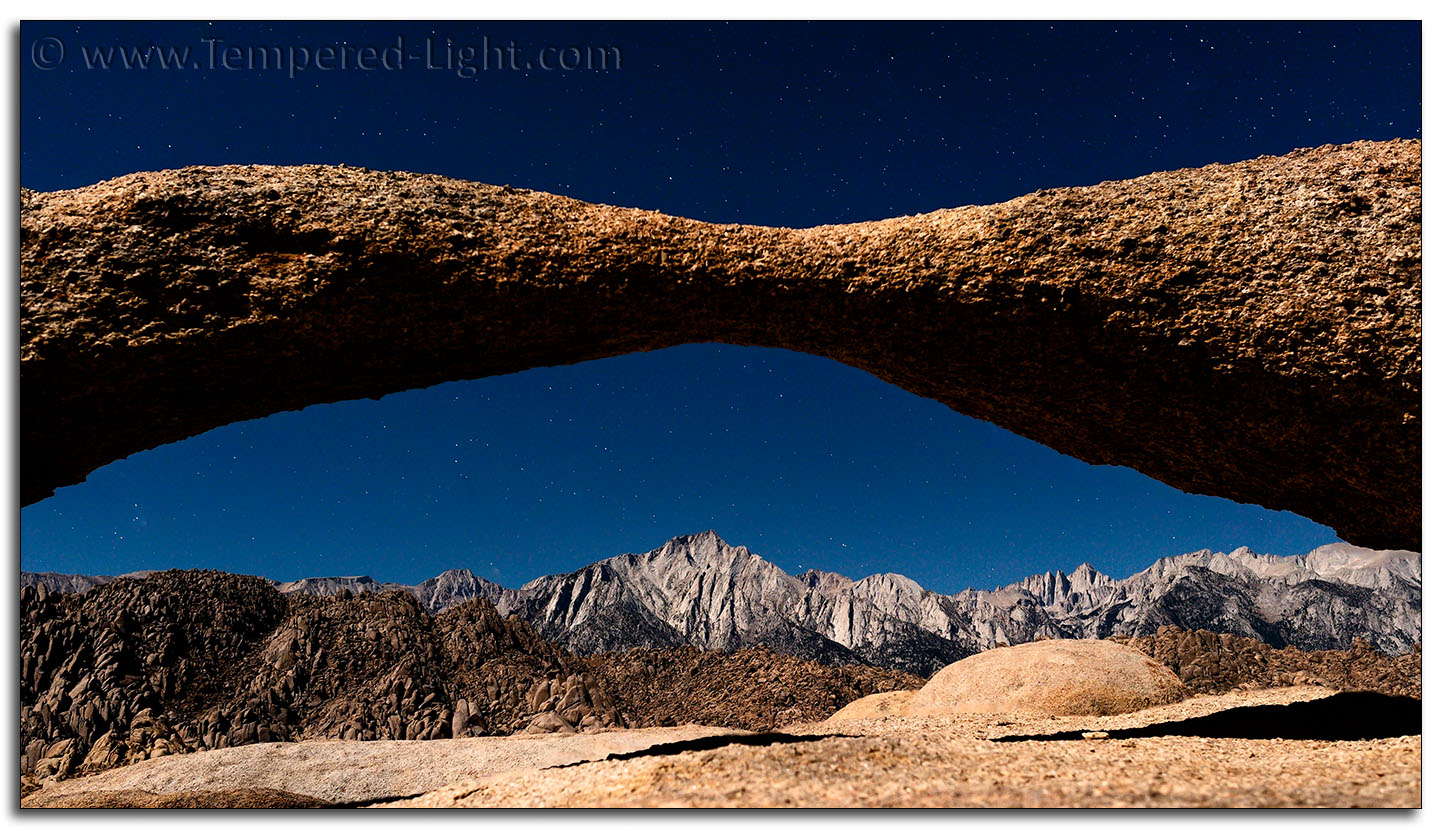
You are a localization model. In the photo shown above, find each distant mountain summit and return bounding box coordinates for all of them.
[21,570,157,595]
[25,532,1419,675]
[498,531,874,665]
[273,574,397,598]
[413,569,511,613]
[270,569,509,614]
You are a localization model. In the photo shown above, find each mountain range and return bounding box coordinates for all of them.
[23,531,1420,676]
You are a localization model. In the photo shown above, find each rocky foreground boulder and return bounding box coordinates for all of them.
[21,141,1420,550]
[825,690,917,723]
[906,639,1188,716]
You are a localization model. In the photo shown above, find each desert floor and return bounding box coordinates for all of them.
[22,687,1419,808]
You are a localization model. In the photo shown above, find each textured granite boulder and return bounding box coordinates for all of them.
[907,639,1187,716]
[825,690,918,722]
[20,140,1419,549]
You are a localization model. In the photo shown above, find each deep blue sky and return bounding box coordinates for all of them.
[19,21,1420,593]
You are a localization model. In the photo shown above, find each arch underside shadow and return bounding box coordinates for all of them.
[20,140,1420,550]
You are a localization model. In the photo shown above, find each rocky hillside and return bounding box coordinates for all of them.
[21,572,624,782]
[582,647,924,732]
[1115,625,1421,698]
[19,571,920,784]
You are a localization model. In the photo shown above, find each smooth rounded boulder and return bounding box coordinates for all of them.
[826,690,918,722]
[907,639,1187,717]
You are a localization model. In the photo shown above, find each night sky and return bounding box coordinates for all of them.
[19,21,1421,593]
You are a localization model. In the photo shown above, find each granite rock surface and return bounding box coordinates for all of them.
[20,141,1421,549]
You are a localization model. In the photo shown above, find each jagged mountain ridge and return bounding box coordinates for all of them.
[272,569,508,614]
[25,532,1419,675]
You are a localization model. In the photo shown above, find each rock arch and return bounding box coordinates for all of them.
[20,140,1420,550]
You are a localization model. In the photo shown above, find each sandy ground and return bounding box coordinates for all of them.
[23,687,1420,808]
[398,729,1416,807]
[390,686,1418,808]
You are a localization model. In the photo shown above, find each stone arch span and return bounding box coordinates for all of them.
[20,140,1420,551]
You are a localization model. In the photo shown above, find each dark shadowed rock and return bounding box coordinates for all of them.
[20,141,1420,549]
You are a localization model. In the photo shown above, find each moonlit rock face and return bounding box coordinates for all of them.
[20,142,1419,550]
[411,569,510,614]
[906,639,1187,716]
[1304,544,1420,590]
[490,533,1422,674]
[19,572,114,595]
[274,575,390,598]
